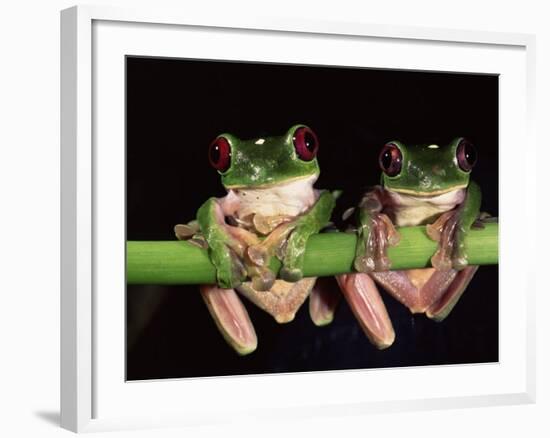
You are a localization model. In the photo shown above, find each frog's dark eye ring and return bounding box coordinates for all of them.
[379,143,403,177]
[209,136,231,172]
[293,126,318,161]
[456,139,477,172]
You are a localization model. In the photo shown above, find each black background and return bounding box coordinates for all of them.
[126,56,498,380]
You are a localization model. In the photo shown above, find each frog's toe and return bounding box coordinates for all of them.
[280,266,303,282]
[451,254,468,271]
[250,268,276,291]
[214,250,246,289]
[432,244,467,272]
[354,213,398,273]
[430,252,453,271]
[450,239,470,270]
[247,245,269,267]
[174,222,200,240]
[200,284,258,355]
[428,212,472,272]
[309,277,341,326]
[353,255,375,273]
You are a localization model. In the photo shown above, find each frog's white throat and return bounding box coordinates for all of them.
[227,174,319,219]
[387,187,466,227]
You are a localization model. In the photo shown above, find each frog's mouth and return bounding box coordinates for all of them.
[227,174,319,219]
[388,183,468,197]
[225,173,319,190]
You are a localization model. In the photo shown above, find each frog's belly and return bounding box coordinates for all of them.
[229,175,318,218]
[387,188,465,226]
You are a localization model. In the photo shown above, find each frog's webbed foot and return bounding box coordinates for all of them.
[244,214,313,285]
[425,265,479,321]
[244,220,296,290]
[371,269,456,314]
[200,284,257,355]
[269,190,335,283]
[371,265,478,321]
[279,218,313,282]
[336,273,395,349]
[471,211,498,229]
[237,278,316,323]
[354,213,400,272]
[309,276,342,326]
[427,209,470,271]
[354,189,400,273]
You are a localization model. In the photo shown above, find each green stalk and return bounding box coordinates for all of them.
[126,223,498,285]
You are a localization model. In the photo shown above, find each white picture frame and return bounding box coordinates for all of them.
[60,4,536,433]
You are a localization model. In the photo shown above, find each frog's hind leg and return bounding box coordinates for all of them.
[200,285,258,355]
[309,277,342,326]
[371,267,476,321]
[426,265,479,321]
[336,273,395,349]
[236,278,316,324]
[371,269,457,314]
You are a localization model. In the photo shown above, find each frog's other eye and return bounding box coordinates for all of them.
[456,139,477,172]
[293,126,319,161]
[379,143,403,177]
[209,136,232,172]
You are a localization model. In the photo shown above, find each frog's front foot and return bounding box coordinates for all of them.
[175,224,248,289]
[245,264,277,291]
[279,219,316,282]
[280,266,303,283]
[244,220,296,290]
[210,242,249,289]
[242,216,313,286]
[427,210,469,271]
[354,212,400,273]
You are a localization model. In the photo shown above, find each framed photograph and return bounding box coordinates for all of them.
[61,5,536,433]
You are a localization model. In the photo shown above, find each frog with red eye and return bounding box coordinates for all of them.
[175,125,338,355]
[337,138,482,349]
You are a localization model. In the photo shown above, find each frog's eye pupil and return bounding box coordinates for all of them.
[210,145,220,163]
[293,127,318,161]
[380,150,392,169]
[379,143,402,177]
[456,139,477,172]
[304,132,316,152]
[209,136,231,172]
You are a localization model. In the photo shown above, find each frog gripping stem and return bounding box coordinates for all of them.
[354,187,400,273]
[427,181,482,271]
[279,190,335,282]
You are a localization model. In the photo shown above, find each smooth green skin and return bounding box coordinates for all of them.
[219,124,320,188]
[356,138,482,271]
[197,125,335,289]
[381,138,471,195]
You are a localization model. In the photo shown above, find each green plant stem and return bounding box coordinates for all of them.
[126,223,498,285]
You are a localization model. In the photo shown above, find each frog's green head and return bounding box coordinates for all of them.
[379,138,477,196]
[208,124,320,189]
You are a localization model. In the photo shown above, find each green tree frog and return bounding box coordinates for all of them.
[175,125,336,355]
[337,138,481,349]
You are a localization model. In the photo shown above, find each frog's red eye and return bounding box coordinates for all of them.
[209,136,231,172]
[379,143,403,177]
[293,126,318,161]
[456,139,477,172]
